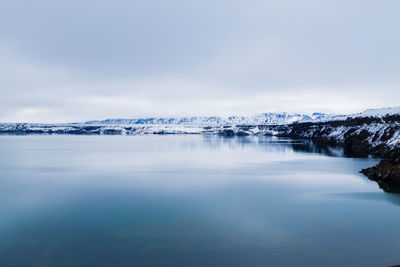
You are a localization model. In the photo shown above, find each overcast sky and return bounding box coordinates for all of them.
[1,0,399,122]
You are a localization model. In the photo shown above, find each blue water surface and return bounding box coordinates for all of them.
[0,135,399,266]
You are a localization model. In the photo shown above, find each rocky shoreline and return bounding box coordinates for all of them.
[266,116,400,192]
[360,154,400,193]
[1,115,399,192]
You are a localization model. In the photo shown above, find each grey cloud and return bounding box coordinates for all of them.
[1,0,399,122]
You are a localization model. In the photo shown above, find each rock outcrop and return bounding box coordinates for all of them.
[268,118,400,192]
[361,150,400,193]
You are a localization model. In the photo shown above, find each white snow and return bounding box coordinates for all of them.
[1,106,399,152]
[350,106,400,118]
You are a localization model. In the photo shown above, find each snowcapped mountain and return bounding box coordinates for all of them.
[79,106,400,126]
[84,112,335,126]
[307,106,400,123]
[349,106,400,118]
[1,107,399,141]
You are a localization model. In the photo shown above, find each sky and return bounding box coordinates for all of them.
[1,0,400,123]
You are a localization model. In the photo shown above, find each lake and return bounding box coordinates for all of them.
[0,135,399,266]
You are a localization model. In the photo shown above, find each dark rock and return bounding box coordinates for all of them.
[236,131,249,136]
[361,158,400,193]
[103,129,122,135]
[82,126,101,131]
[153,130,167,134]
[383,114,400,123]
[220,129,235,137]
[237,125,254,131]
[380,128,396,142]
[343,135,370,158]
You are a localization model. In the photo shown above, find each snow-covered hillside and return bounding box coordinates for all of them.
[3,107,399,192]
[83,107,400,126]
[349,106,400,118]
[84,112,335,126]
[1,107,399,153]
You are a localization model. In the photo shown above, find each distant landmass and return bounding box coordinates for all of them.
[83,112,333,126]
[83,106,400,126]
[1,106,400,191]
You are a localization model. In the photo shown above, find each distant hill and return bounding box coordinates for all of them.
[83,106,400,126]
[84,112,336,126]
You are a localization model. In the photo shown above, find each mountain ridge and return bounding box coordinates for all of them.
[83,106,400,126]
[84,112,334,126]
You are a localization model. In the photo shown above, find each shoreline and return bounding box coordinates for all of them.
[1,116,399,192]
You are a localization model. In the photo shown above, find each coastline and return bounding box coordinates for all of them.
[1,115,399,192]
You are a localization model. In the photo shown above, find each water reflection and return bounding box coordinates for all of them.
[182,135,344,158]
[290,139,344,157]
[0,135,396,266]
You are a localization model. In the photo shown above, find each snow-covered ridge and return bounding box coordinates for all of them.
[84,112,335,126]
[0,108,399,160]
[350,106,400,118]
[270,121,400,152]
[0,124,205,135]
[1,118,398,156]
[0,107,399,152]
[83,106,400,126]
[299,106,400,123]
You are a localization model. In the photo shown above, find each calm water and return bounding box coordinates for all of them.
[0,135,399,266]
